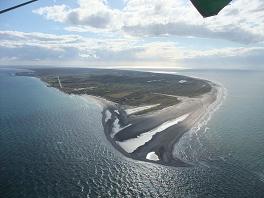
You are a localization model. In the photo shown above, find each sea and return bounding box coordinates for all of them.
[1,68,264,197]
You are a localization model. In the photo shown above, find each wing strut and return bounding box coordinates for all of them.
[0,0,38,15]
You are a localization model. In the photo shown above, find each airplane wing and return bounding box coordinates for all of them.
[190,0,232,17]
[1,0,231,18]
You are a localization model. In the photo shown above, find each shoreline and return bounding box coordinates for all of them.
[16,68,223,167]
[81,82,223,167]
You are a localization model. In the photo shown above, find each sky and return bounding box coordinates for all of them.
[0,0,264,69]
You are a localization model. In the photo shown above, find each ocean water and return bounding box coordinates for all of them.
[1,68,264,197]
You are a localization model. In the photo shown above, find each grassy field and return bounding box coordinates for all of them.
[19,68,212,114]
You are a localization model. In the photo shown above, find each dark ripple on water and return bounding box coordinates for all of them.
[1,71,264,197]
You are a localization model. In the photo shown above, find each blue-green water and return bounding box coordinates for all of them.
[1,68,264,197]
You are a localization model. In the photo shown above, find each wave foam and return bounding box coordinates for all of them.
[173,84,227,162]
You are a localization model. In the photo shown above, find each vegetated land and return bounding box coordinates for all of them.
[19,68,212,114]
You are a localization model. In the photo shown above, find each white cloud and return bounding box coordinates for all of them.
[33,0,264,44]
[1,30,264,69]
[34,0,122,30]
[0,30,140,65]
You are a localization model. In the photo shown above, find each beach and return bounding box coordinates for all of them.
[82,82,223,167]
[18,68,223,167]
[5,69,264,197]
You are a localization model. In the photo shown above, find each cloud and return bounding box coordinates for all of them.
[33,0,122,30]
[67,11,111,28]
[0,30,141,65]
[33,5,69,23]
[33,0,264,44]
[181,47,264,69]
[123,23,264,44]
[1,30,264,69]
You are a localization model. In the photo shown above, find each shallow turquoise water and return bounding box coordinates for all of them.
[1,69,264,197]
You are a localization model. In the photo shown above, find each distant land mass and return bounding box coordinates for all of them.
[17,68,222,167]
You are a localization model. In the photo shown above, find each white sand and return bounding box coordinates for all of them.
[114,110,120,115]
[105,110,112,123]
[111,118,132,138]
[146,152,159,161]
[125,104,160,115]
[57,76,62,88]
[73,87,95,91]
[116,114,189,153]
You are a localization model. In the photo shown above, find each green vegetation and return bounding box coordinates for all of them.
[20,68,212,114]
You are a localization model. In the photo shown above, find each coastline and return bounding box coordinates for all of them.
[16,68,223,167]
[81,82,223,167]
